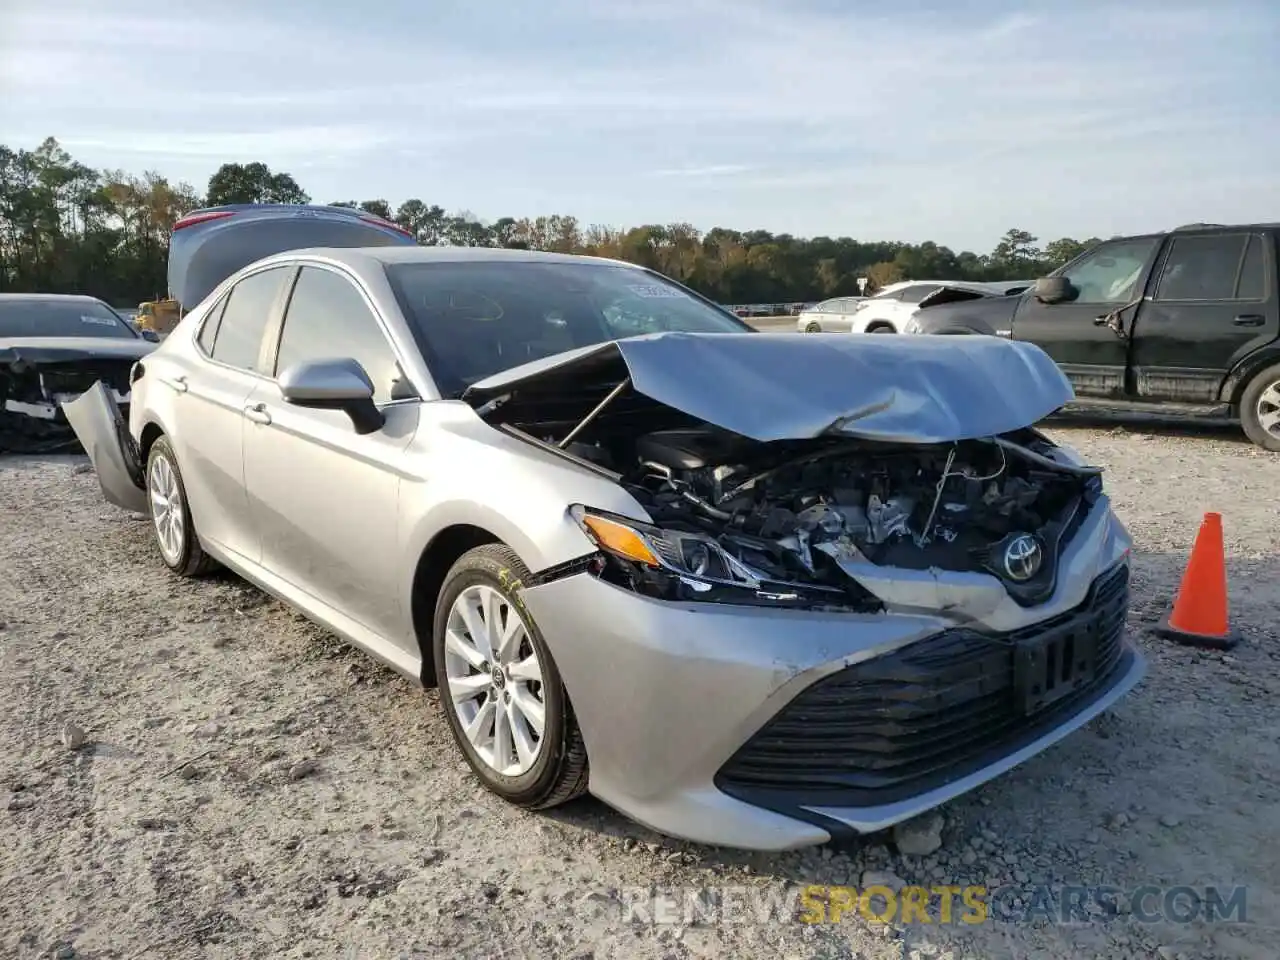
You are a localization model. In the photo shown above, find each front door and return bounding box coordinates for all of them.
[1010,236,1163,398]
[1129,231,1280,403]
[241,263,419,648]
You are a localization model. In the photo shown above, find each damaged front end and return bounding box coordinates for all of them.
[1,349,137,454]
[573,428,1100,613]
[464,332,1104,617]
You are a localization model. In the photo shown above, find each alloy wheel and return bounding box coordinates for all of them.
[148,453,184,564]
[1256,379,1280,441]
[443,584,546,776]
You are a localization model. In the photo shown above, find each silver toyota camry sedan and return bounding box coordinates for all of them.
[67,204,1144,850]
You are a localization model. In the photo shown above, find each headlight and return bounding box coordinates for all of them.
[569,505,869,609]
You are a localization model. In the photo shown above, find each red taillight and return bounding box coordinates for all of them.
[173,210,236,231]
[358,213,415,240]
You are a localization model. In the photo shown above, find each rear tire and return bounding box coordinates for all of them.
[145,436,217,576]
[432,544,589,810]
[867,323,896,334]
[1239,363,1280,452]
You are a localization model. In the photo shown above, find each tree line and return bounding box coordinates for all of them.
[1,137,1101,307]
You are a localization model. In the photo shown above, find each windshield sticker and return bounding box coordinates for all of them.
[627,284,682,299]
[80,315,118,326]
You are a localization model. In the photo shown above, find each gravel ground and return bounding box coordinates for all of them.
[2,421,1278,960]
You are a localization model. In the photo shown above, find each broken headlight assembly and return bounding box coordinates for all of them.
[569,505,876,611]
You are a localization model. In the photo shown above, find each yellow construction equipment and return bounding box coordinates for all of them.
[134,297,182,335]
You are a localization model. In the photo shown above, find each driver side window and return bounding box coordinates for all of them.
[1060,239,1159,304]
[274,266,412,404]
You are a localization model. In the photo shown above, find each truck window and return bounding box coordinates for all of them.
[1237,235,1267,300]
[1060,238,1159,304]
[1155,234,1254,301]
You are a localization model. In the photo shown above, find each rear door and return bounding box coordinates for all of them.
[176,264,296,564]
[826,298,860,331]
[1128,231,1278,402]
[241,263,419,646]
[1009,236,1163,398]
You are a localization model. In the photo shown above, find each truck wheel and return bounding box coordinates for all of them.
[1240,363,1280,452]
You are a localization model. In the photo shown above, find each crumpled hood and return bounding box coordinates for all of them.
[1,337,155,368]
[463,331,1074,443]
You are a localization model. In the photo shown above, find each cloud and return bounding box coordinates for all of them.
[58,126,394,160]
[2,0,1278,248]
[648,165,754,178]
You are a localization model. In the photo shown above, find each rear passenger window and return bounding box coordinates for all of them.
[1236,235,1267,300]
[1155,235,1249,301]
[210,267,291,373]
[196,296,227,354]
[274,266,408,404]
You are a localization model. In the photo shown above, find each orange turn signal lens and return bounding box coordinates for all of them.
[580,514,661,567]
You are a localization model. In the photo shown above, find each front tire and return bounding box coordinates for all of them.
[432,544,589,809]
[804,322,822,333]
[867,323,895,334]
[1240,363,1280,452]
[145,436,216,576]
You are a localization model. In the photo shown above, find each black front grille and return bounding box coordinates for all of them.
[40,362,134,397]
[716,564,1131,811]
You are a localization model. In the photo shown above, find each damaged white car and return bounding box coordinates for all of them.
[65,205,1144,850]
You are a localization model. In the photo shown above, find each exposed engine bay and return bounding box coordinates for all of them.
[463,335,1099,609]
[558,425,1100,606]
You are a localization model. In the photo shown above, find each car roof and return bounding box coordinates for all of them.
[260,245,648,270]
[0,293,108,303]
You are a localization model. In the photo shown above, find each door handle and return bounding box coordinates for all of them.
[243,402,272,425]
[164,374,188,393]
[1233,315,1265,327]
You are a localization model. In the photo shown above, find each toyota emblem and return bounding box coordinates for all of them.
[1003,534,1043,582]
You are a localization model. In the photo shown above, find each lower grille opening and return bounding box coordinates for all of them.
[715,563,1131,810]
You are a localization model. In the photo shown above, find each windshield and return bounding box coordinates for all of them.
[0,299,138,340]
[385,260,752,396]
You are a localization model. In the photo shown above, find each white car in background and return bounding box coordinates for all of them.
[795,296,866,332]
[800,280,1034,334]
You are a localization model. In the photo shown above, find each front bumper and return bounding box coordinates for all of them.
[520,507,1144,851]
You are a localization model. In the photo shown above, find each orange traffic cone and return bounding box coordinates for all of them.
[1154,512,1240,650]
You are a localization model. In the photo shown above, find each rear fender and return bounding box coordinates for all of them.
[1220,343,1280,405]
[62,381,149,514]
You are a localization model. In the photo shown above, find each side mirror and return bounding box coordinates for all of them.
[1033,276,1075,305]
[140,329,160,343]
[278,357,384,435]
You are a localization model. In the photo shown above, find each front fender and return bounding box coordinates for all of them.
[397,412,654,601]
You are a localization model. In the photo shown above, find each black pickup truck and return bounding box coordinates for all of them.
[907,223,1280,451]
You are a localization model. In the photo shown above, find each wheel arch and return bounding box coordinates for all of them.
[410,524,504,687]
[1220,345,1280,406]
[138,420,166,462]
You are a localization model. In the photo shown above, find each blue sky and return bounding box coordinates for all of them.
[3,0,1279,251]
